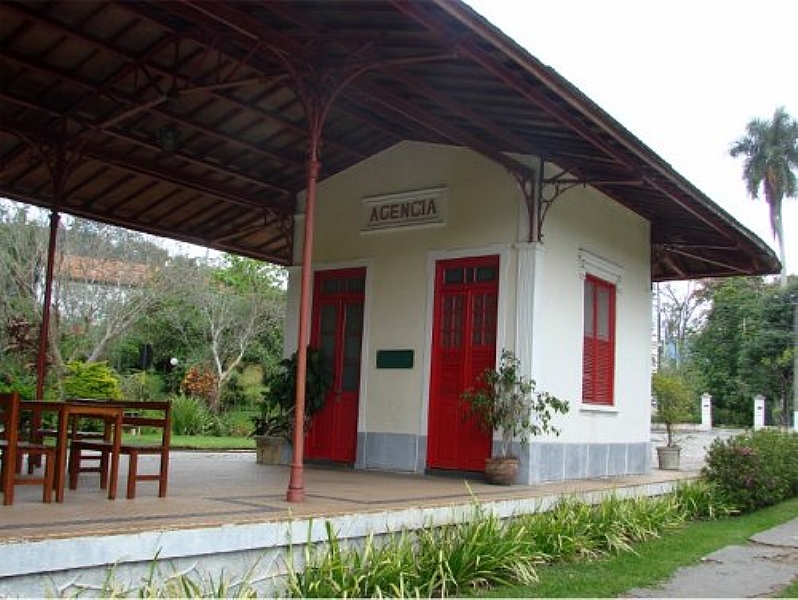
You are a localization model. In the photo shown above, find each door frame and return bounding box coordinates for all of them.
[286,259,373,445]
[420,245,512,461]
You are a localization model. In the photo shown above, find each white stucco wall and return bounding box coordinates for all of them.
[286,141,652,471]
[307,142,522,437]
[530,175,652,445]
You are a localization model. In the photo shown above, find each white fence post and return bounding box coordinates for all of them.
[700,392,712,431]
[753,394,766,430]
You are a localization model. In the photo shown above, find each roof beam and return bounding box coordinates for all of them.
[4,1,362,166]
[357,80,535,180]
[396,0,744,247]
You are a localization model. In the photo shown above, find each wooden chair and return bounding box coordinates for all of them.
[69,400,171,499]
[0,392,55,505]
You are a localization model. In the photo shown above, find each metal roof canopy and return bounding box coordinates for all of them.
[0,0,780,281]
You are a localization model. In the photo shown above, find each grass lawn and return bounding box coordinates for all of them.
[779,580,798,598]
[127,432,255,450]
[483,497,798,598]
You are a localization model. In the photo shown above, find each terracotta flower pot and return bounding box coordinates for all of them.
[484,456,519,485]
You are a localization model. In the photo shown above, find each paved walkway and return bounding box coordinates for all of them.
[628,518,798,597]
[638,426,798,598]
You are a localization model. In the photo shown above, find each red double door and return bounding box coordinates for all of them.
[305,268,365,464]
[427,255,499,472]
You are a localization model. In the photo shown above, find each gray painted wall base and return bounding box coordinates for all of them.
[354,432,650,484]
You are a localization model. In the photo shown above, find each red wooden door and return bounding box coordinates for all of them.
[305,268,365,463]
[427,256,499,472]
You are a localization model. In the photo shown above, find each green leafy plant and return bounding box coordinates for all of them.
[221,410,256,438]
[170,394,219,436]
[702,429,798,512]
[62,360,123,399]
[251,401,292,439]
[461,349,569,458]
[285,483,733,598]
[652,370,694,447]
[255,347,332,437]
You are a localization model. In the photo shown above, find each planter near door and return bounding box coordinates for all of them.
[484,457,519,485]
[656,445,681,470]
[255,435,286,465]
[460,350,570,486]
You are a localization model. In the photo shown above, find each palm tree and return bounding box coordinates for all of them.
[729,107,798,284]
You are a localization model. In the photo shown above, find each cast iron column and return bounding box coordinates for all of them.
[286,123,321,503]
[34,210,60,401]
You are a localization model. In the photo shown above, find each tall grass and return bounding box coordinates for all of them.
[287,511,540,598]
[284,480,734,598]
[92,480,736,598]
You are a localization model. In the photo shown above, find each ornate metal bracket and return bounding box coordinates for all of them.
[511,162,587,243]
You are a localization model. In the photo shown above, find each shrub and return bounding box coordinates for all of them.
[181,365,218,404]
[671,479,736,521]
[0,370,36,400]
[287,487,732,598]
[169,394,218,436]
[121,371,165,401]
[702,430,798,512]
[221,410,256,438]
[651,370,694,447]
[62,360,123,399]
[220,371,246,409]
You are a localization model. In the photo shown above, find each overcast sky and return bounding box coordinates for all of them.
[466,0,798,276]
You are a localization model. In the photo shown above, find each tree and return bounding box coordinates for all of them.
[652,369,694,447]
[688,276,796,425]
[738,279,796,426]
[729,107,798,284]
[167,256,285,412]
[50,217,171,367]
[655,280,708,369]
[0,200,287,406]
[0,202,49,394]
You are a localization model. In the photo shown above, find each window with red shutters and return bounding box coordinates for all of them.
[582,275,616,405]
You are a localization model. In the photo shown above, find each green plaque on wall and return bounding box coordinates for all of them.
[376,350,414,369]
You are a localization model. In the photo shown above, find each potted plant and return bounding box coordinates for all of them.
[251,401,293,464]
[252,347,332,464]
[461,349,569,484]
[651,370,693,470]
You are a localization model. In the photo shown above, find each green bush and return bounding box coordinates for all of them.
[62,361,123,399]
[0,370,36,400]
[221,410,256,438]
[286,482,730,598]
[121,371,165,400]
[169,394,218,436]
[671,479,736,521]
[651,370,694,446]
[702,430,798,512]
[220,370,247,409]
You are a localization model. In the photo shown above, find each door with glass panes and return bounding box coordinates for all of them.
[427,256,498,472]
[305,268,365,463]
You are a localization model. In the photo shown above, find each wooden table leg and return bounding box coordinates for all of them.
[106,413,122,500]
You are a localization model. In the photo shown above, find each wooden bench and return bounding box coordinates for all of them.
[68,400,171,499]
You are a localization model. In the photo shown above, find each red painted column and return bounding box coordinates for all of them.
[286,125,321,503]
